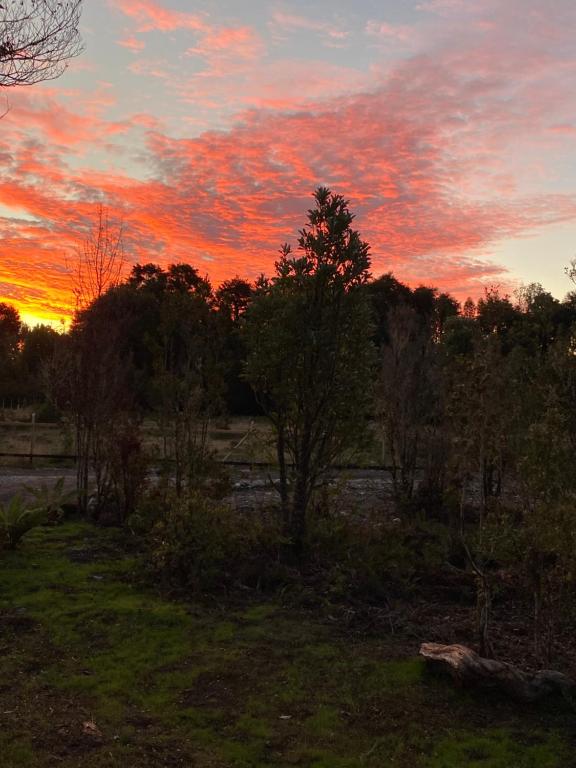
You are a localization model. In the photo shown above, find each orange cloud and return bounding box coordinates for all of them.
[2,80,574,325]
[2,0,576,323]
[188,26,264,64]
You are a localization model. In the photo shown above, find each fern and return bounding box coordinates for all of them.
[23,477,74,522]
[0,495,46,550]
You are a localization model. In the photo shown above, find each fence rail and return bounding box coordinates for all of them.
[0,452,406,472]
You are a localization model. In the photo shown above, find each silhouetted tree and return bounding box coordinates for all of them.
[462,297,476,318]
[434,292,460,339]
[128,262,212,301]
[72,204,125,311]
[215,277,253,323]
[0,1,83,87]
[476,286,519,339]
[18,323,59,398]
[215,278,257,415]
[0,302,22,399]
[380,302,440,505]
[0,301,20,359]
[20,324,58,378]
[151,289,224,493]
[366,272,412,345]
[245,188,375,551]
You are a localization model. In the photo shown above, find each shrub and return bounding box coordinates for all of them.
[304,505,450,603]
[106,417,148,523]
[24,477,74,523]
[0,479,72,551]
[145,490,284,593]
[0,495,47,550]
[140,488,450,601]
[35,401,62,423]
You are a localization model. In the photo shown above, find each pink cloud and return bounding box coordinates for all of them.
[269,10,349,45]
[549,123,576,136]
[174,58,368,119]
[128,57,172,80]
[1,90,127,147]
[111,0,206,33]
[117,35,146,52]
[3,61,575,323]
[365,20,414,43]
[417,0,474,14]
[186,26,265,75]
[113,0,265,87]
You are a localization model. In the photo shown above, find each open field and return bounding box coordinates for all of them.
[0,520,574,768]
[0,410,385,472]
[0,413,279,465]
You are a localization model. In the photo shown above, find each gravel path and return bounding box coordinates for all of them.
[0,464,398,514]
[0,466,78,502]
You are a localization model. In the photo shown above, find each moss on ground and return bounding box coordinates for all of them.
[0,521,572,767]
[429,729,566,768]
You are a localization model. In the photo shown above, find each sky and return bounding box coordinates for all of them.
[2,0,576,326]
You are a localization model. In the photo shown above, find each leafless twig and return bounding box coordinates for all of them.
[71,204,125,312]
[0,1,84,87]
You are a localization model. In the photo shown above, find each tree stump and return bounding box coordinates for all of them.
[419,643,575,702]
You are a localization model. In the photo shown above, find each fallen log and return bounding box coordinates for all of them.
[419,643,575,702]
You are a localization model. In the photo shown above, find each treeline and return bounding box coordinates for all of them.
[0,306,59,403]
[3,188,576,662]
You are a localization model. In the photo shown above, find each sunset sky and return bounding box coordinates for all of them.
[3,0,576,326]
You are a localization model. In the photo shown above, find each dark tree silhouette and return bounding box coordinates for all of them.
[128,263,212,300]
[72,205,125,311]
[0,301,21,360]
[0,0,83,87]
[245,188,375,550]
[215,277,253,323]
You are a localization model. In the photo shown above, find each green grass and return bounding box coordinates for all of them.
[429,730,566,768]
[0,520,572,767]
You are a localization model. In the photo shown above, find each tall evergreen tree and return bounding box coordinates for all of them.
[244,188,375,550]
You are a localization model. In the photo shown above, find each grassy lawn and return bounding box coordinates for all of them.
[0,521,573,767]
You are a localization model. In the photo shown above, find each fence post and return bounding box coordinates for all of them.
[30,412,36,465]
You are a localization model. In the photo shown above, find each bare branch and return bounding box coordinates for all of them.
[72,204,126,312]
[0,1,84,87]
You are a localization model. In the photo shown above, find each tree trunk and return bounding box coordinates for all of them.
[420,643,574,702]
[476,571,494,659]
[291,471,309,553]
[290,429,312,552]
[76,418,91,514]
[277,423,289,534]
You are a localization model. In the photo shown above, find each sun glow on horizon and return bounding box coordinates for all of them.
[18,301,72,333]
[19,310,68,331]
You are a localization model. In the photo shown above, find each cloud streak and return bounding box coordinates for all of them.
[112,0,205,33]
